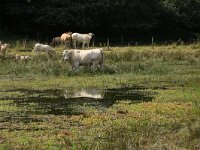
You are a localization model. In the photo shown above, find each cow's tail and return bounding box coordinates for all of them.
[100,48,104,69]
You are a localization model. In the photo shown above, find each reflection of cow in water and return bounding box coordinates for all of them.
[64,89,105,99]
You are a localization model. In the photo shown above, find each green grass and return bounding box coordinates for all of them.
[1,43,200,149]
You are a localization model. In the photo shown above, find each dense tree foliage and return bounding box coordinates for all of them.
[1,0,200,41]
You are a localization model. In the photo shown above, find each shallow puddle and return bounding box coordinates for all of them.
[0,86,159,116]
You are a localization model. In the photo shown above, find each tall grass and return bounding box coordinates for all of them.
[106,48,200,62]
[1,44,200,77]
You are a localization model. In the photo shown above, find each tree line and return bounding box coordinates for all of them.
[1,0,200,42]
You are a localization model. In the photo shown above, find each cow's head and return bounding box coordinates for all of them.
[88,33,94,36]
[63,50,72,61]
[88,33,94,39]
[68,31,73,35]
[3,43,9,47]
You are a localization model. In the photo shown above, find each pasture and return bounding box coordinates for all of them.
[1,42,200,149]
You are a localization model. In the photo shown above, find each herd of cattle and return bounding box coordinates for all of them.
[51,32,94,48]
[0,32,104,70]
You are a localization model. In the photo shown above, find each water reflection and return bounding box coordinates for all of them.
[1,86,158,116]
[64,88,105,99]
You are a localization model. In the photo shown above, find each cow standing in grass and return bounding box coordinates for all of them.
[33,43,55,55]
[0,43,9,57]
[61,32,72,48]
[15,54,32,62]
[50,37,61,47]
[62,48,103,70]
[72,33,94,49]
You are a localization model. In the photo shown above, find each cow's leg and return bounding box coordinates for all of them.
[72,62,79,71]
[73,40,76,49]
[87,42,89,48]
[64,41,67,49]
[77,42,80,48]
[34,50,39,55]
[2,51,5,58]
[66,41,70,48]
[91,61,98,71]
[66,42,69,48]
[99,61,104,70]
[82,42,85,49]
[92,64,97,71]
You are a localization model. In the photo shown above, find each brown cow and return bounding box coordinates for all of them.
[61,32,72,48]
[50,37,61,47]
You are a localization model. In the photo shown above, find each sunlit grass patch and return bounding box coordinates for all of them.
[1,45,200,149]
[89,102,199,149]
[0,100,19,112]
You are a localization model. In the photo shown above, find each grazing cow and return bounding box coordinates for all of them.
[0,43,9,57]
[50,37,61,47]
[61,32,72,48]
[33,43,55,55]
[15,54,21,60]
[72,33,94,48]
[63,48,103,70]
[64,88,105,99]
[15,54,32,62]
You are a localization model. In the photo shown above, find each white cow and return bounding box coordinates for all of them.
[0,43,9,57]
[0,41,2,55]
[72,33,94,48]
[33,43,55,55]
[63,48,104,70]
[15,54,32,62]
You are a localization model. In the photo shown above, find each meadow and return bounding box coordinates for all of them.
[0,42,200,149]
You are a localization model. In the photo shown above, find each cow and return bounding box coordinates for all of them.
[15,54,32,62]
[33,43,55,55]
[50,37,61,47]
[71,33,94,49]
[62,48,104,70]
[0,43,9,57]
[0,41,2,55]
[15,54,21,60]
[61,32,72,48]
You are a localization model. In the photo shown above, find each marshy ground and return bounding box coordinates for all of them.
[0,43,200,149]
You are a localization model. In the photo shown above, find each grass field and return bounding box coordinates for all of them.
[0,42,200,149]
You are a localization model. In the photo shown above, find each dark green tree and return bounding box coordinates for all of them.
[1,0,200,41]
